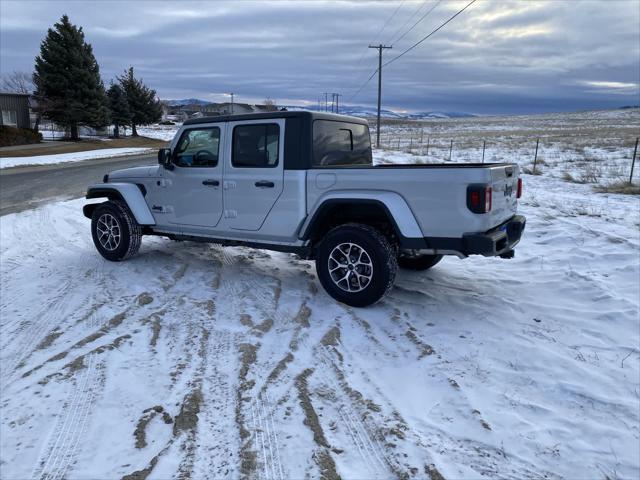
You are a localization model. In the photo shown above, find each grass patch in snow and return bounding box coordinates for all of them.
[594,181,640,195]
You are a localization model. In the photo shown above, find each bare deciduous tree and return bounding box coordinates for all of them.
[1,71,34,94]
[263,97,278,111]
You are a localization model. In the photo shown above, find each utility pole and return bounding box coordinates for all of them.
[369,44,392,148]
[334,93,342,113]
[324,92,329,112]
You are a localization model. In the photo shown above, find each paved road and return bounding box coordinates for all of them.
[0,154,156,216]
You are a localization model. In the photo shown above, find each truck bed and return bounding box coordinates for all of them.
[306,163,520,238]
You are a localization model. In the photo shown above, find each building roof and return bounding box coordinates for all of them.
[183,110,368,126]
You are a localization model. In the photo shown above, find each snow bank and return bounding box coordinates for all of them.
[1,163,638,478]
[0,147,154,169]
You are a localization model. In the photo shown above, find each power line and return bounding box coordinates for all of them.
[383,0,477,68]
[347,68,378,102]
[372,0,405,45]
[354,1,406,67]
[348,0,477,103]
[392,0,442,46]
[386,0,428,45]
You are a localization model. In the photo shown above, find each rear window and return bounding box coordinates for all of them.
[313,120,372,167]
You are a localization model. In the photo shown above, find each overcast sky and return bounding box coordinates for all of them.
[1,0,639,114]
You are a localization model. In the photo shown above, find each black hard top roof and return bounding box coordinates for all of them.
[183,110,368,126]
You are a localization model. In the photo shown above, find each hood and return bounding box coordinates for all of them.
[109,165,160,179]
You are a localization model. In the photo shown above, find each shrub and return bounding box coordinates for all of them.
[523,165,543,175]
[578,162,602,184]
[0,126,42,147]
[594,181,640,195]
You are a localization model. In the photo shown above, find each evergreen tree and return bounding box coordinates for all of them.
[107,84,130,138]
[118,67,162,136]
[33,15,109,140]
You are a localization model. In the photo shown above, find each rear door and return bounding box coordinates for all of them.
[488,164,519,227]
[162,124,225,227]
[223,119,284,231]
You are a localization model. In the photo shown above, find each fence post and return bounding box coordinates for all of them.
[420,128,424,153]
[533,138,540,174]
[482,140,486,164]
[449,140,453,161]
[630,137,638,184]
[397,137,401,150]
[426,138,430,156]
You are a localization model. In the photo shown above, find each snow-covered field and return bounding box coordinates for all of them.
[374,108,640,188]
[137,124,182,142]
[0,148,154,169]
[1,112,639,480]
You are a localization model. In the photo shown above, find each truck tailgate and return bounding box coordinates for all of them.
[488,164,519,228]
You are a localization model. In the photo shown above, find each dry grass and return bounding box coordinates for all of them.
[594,181,640,195]
[0,136,167,158]
[523,166,543,175]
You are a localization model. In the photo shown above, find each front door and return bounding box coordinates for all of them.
[162,124,224,227]
[223,119,284,231]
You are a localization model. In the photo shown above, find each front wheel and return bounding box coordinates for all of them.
[315,223,398,307]
[91,200,142,261]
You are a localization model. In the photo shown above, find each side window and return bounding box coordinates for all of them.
[174,127,220,167]
[2,110,17,127]
[313,120,372,167]
[232,124,280,168]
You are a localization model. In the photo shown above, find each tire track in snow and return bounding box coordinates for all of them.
[315,347,391,478]
[31,353,105,480]
[195,329,239,478]
[0,279,73,391]
[250,392,285,480]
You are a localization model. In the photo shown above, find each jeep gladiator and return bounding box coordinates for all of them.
[84,111,525,307]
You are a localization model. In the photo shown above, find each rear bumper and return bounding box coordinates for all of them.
[463,215,526,256]
[398,215,526,257]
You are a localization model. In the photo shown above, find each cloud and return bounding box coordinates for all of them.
[0,0,638,113]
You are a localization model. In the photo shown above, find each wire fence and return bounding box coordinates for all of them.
[370,125,639,184]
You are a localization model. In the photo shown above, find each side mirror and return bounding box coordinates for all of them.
[158,148,174,170]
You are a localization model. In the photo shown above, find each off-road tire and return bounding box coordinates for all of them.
[91,200,142,261]
[398,252,443,271]
[316,223,398,307]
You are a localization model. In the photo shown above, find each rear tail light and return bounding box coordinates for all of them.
[467,184,492,214]
[517,178,522,198]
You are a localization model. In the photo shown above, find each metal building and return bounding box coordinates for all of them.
[0,93,31,129]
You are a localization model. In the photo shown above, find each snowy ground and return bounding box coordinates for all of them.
[137,124,182,142]
[0,148,154,169]
[1,113,639,480]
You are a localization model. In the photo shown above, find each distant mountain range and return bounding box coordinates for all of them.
[164,98,476,119]
[286,104,476,119]
[166,98,212,106]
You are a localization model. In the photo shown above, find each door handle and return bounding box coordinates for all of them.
[255,180,275,188]
[202,179,220,186]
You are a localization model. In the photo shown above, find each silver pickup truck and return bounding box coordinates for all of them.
[84,111,525,307]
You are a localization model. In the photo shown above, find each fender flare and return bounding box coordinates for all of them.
[84,183,156,225]
[299,191,423,241]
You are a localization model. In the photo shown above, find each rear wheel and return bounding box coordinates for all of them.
[398,251,443,271]
[315,223,397,307]
[91,200,142,261]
